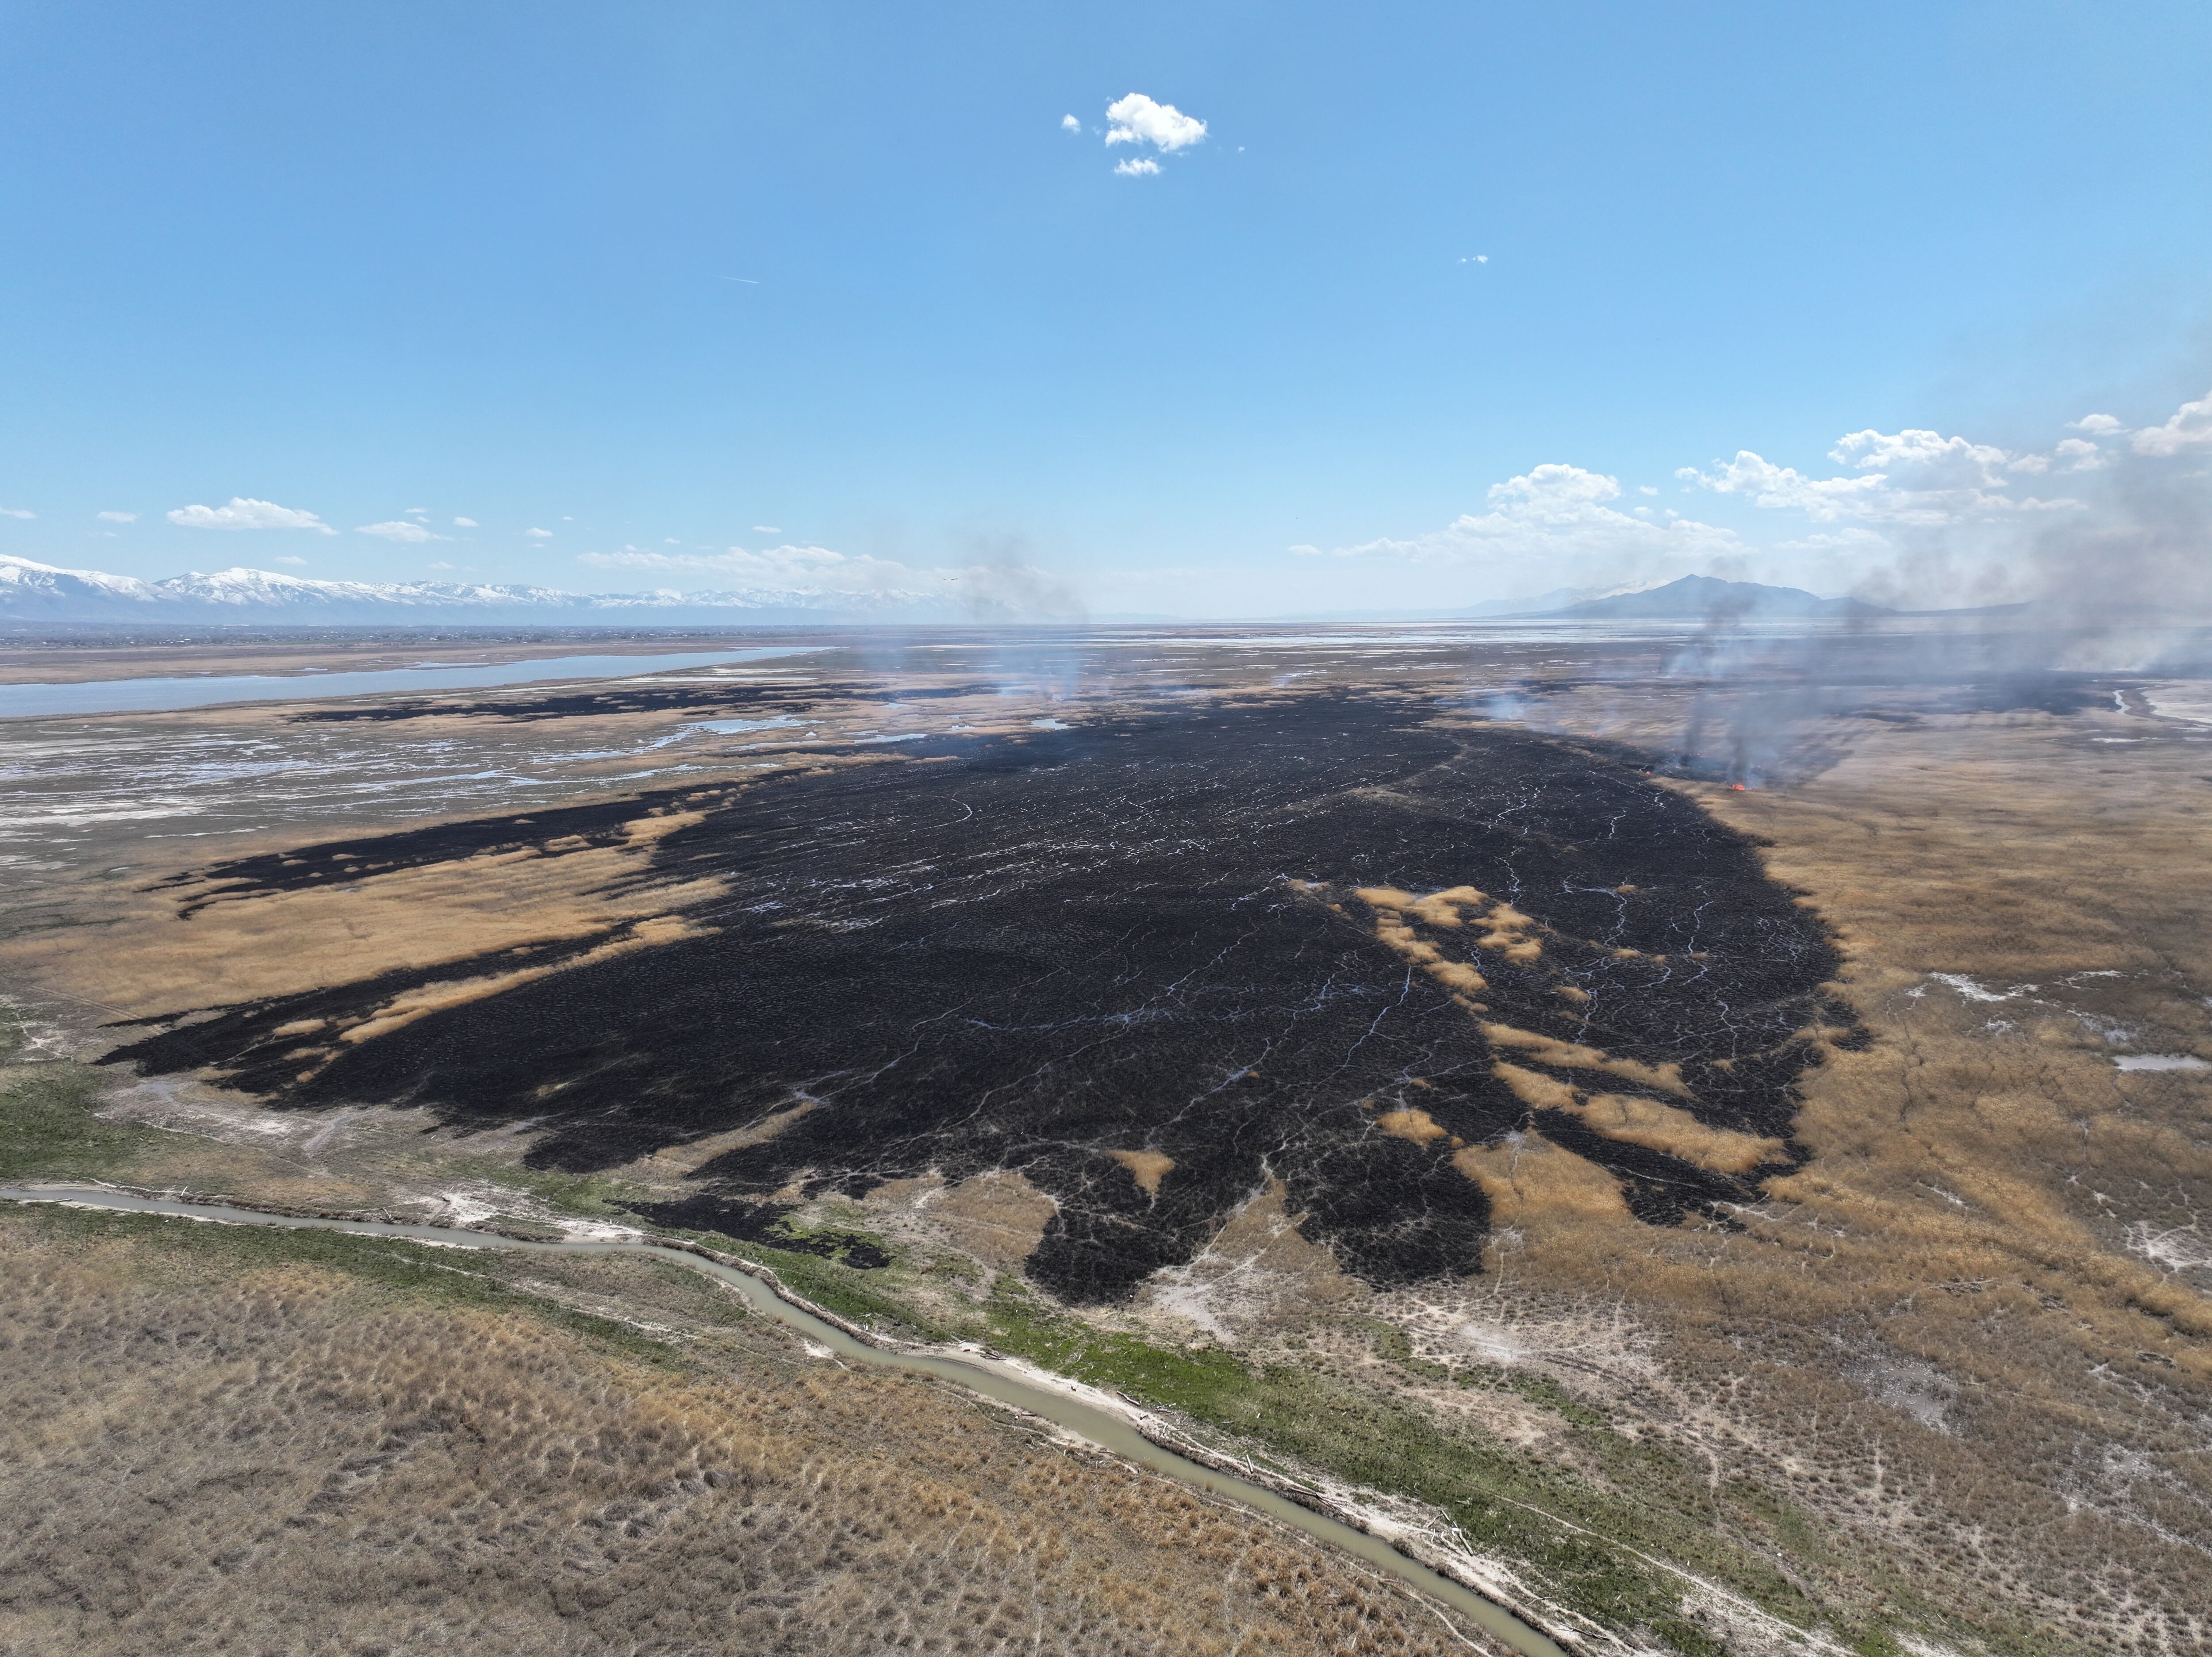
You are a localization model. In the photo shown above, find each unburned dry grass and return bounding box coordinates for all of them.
[0,1205,1500,1657]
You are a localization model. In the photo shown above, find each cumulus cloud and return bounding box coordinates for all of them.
[1106,92,1207,153]
[1679,429,2078,525]
[1321,464,1746,579]
[452,516,478,527]
[1114,157,1161,176]
[1314,395,2212,614]
[2130,388,2212,456]
[752,525,780,534]
[357,520,450,543]
[0,506,32,520]
[526,527,553,539]
[1060,114,1080,133]
[96,510,136,522]
[166,497,336,534]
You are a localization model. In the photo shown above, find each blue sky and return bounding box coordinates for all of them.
[3,0,2210,617]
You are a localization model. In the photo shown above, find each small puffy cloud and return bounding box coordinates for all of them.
[1106,92,1207,152]
[526,527,553,539]
[752,525,780,534]
[97,510,137,523]
[1061,114,1080,133]
[1320,463,1747,575]
[0,506,32,520]
[2069,412,2124,434]
[1682,429,2077,525]
[2130,388,2212,456]
[1830,428,2014,483]
[2053,437,2108,471]
[167,497,337,534]
[452,516,478,527]
[357,519,451,543]
[1114,157,1161,176]
[406,506,429,517]
[1678,452,1894,520]
[273,556,309,566]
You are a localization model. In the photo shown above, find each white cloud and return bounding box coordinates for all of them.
[1061,114,1080,133]
[406,506,429,517]
[526,527,553,539]
[752,525,780,534]
[2130,388,2212,456]
[1680,429,2077,525]
[0,506,32,520]
[1114,157,1161,176]
[2053,437,2108,471]
[1321,463,1745,575]
[427,561,457,571]
[97,510,137,522]
[273,555,308,566]
[579,541,940,599]
[2069,412,2124,433]
[452,516,478,527]
[1106,93,1207,153]
[166,497,337,534]
[357,520,451,543]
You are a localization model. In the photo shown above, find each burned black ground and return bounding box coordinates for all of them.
[280,679,998,724]
[105,690,1847,1302]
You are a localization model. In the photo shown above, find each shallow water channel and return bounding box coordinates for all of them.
[0,1183,1563,1656]
[0,647,818,718]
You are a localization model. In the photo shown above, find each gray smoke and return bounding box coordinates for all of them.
[955,534,1087,625]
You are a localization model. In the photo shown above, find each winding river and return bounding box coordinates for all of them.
[0,1182,1564,1657]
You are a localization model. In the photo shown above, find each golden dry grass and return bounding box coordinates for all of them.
[0,1215,1495,1657]
[1395,710,2212,1653]
[0,824,727,1017]
[1107,1148,1176,1197]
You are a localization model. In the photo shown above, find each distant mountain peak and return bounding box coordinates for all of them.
[1528,574,1888,621]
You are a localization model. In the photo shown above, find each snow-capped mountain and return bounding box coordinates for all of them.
[0,554,940,625]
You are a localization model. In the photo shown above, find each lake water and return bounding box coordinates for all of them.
[0,648,819,719]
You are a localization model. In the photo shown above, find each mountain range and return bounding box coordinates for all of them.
[1520,574,1888,620]
[0,554,952,626]
[2,554,1889,629]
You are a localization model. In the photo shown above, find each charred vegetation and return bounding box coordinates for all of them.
[104,691,1849,1303]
